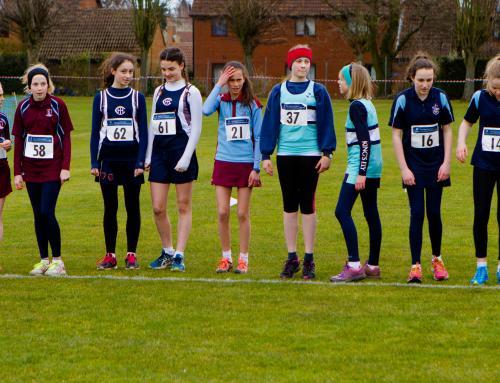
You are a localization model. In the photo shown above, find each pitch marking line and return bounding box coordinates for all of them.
[0,274,498,290]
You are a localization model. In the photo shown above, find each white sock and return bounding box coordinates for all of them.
[239,253,248,263]
[163,247,174,255]
[367,264,377,270]
[497,263,500,272]
[222,250,232,261]
[41,259,50,264]
[433,255,442,261]
[175,251,184,258]
[477,259,487,267]
[348,261,361,269]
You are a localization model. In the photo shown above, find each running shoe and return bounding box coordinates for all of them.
[234,258,248,274]
[496,269,500,285]
[125,252,139,270]
[149,250,173,270]
[45,260,67,277]
[302,260,316,280]
[431,257,449,281]
[407,263,422,284]
[97,253,117,270]
[330,262,366,283]
[470,266,488,285]
[216,258,233,273]
[280,258,300,278]
[29,260,50,276]
[362,262,381,279]
[171,254,185,272]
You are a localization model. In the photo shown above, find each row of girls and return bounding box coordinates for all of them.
[1,47,499,285]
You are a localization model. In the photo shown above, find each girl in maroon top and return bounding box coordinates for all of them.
[12,64,73,276]
[0,81,13,250]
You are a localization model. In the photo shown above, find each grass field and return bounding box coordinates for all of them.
[0,97,499,382]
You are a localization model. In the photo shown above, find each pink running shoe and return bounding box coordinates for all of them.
[330,262,366,283]
[432,257,449,281]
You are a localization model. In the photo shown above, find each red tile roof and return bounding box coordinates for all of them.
[39,9,140,60]
[190,0,359,17]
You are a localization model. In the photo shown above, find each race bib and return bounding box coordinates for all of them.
[280,103,308,126]
[152,112,176,136]
[0,138,5,160]
[225,117,250,141]
[24,134,53,159]
[411,124,439,149]
[106,118,134,142]
[481,127,500,152]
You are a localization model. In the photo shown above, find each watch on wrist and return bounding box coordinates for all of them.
[323,152,333,160]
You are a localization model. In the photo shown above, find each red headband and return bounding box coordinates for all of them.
[286,47,313,69]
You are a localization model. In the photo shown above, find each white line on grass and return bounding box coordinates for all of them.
[0,274,498,290]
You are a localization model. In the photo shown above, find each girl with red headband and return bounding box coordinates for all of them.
[261,44,336,280]
[13,64,73,276]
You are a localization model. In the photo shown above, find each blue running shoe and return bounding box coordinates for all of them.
[471,266,488,285]
[171,254,185,272]
[497,269,500,285]
[149,250,173,270]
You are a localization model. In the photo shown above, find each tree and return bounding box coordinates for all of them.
[224,0,284,76]
[1,0,62,64]
[132,0,168,93]
[325,0,430,95]
[455,0,496,100]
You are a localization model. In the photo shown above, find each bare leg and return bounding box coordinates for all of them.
[175,182,193,252]
[150,182,172,248]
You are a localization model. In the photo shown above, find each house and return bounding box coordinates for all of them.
[191,0,499,96]
[165,0,193,72]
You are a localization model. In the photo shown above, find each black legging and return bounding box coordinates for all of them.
[26,181,61,259]
[473,166,500,259]
[335,182,382,265]
[276,155,320,214]
[407,186,443,264]
[100,183,141,253]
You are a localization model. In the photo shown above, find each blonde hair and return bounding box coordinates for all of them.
[343,63,374,100]
[484,55,500,94]
[21,63,55,94]
[288,44,310,52]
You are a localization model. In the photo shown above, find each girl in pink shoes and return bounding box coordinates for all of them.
[330,63,383,283]
[91,53,148,270]
[13,64,73,276]
[203,61,262,274]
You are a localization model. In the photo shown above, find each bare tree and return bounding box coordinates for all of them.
[325,0,430,95]
[1,0,62,64]
[455,0,496,100]
[224,0,284,76]
[132,0,168,93]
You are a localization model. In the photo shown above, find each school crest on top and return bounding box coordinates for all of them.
[162,97,172,106]
[305,91,314,100]
[432,103,440,115]
[46,109,53,117]
[115,106,126,116]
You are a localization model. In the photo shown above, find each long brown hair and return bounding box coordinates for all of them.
[405,52,438,83]
[100,52,136,88]
[223,61,255,106]
[160,48,189,82]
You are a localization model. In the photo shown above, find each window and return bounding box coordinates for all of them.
[212,64,225,85]
[296,17,315,36]
[212,17,227,36]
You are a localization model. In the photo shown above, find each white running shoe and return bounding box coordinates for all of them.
[29,260,50,276]
[45,260,67,277]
